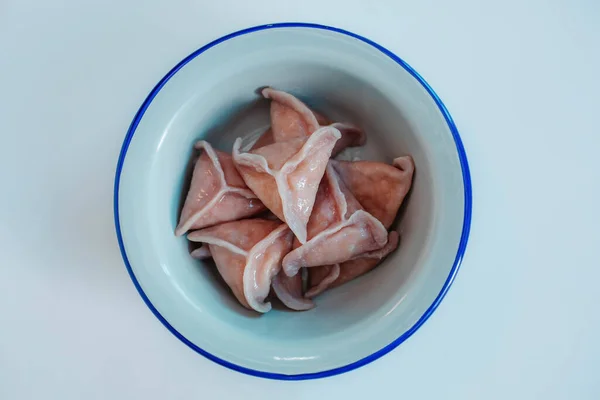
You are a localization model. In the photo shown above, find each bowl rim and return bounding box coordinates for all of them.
[113,22,472,381]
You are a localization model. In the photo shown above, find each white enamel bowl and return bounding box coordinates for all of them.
[114,23,472,380]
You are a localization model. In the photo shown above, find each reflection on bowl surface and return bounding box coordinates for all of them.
[115,23,471,380]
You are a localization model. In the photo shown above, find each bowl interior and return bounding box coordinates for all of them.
[117,26,466,375]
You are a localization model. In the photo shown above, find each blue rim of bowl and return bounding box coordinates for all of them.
[113,22,472,381]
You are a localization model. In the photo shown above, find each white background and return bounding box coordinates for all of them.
[1,0,599,398]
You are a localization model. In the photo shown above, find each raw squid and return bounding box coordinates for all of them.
[244,89,367,307]
[328,122,366,157]
[258,87,365,156]
[190,244,211,260]
[330,156,415,229]
[232,126,341,244]
[306,156,415,297]
[263,87,319,141]
[187,219,293,313]
[281,163,389,277]
[271,271,315,311]
[178,87,416,310]
[305,232,399,297]
[175,141,266,236]
[189,230,314,311]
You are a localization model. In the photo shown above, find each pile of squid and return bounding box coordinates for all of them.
[176,88,414,313]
